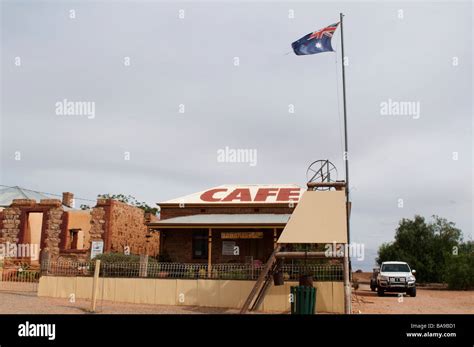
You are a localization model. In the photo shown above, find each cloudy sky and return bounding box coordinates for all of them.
[1,0,472,269]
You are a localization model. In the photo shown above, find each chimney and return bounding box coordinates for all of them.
[62,192,74,208]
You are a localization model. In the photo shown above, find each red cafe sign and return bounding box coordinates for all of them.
[199,186,302,203]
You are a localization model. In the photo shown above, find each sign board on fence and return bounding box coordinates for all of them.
[222,241,236,255]
[90,240,104,259]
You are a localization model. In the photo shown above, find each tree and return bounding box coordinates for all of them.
[97,194,158,215]
[443,241,474,290]
[377,215,463,283]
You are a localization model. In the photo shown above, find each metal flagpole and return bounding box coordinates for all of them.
[339,12,352,314]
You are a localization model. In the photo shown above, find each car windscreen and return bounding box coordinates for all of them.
[381,264,410,272]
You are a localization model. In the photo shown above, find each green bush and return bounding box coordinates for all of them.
[220,269,248,280]
[377,215,463,283]
[91,252,157,278]
[92,252,157,263]
[443,244,474,290]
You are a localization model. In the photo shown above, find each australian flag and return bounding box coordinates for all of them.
[292,22,340,56]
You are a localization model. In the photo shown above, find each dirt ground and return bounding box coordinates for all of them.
[1,284,472,314]
[352,284,474,314]
[0,291,239,314]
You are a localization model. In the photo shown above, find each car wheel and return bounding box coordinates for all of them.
[408,287,416,297]
[377,288,384,296]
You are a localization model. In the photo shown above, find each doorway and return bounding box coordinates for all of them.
[25,212,43,265]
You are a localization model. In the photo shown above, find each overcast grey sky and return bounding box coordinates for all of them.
[1,0,472,269]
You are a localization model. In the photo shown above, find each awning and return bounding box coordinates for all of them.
[148,213,291,229]
[277,190,348,243]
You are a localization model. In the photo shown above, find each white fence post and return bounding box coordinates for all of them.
[139,255,148,278]
[90,260,101,313]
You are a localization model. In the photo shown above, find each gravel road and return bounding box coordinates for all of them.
[0,291,239,314]
[1,284,472,314]
[352,284,474,314]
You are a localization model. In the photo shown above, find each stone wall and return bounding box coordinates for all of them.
[0,205,22,244]
[41,201,63,258]
[0,197,159,262]
[90,199,159,257]
[0,199,64,261]
[89,206,106,241]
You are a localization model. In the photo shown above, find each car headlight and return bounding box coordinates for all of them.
[379,276,388,281]
[408,276,415,281]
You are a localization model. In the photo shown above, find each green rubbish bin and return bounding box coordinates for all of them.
[290,286,317,314]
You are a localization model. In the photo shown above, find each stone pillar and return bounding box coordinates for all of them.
[89,205,106,244]
[40,199,64,259]
[0,206,22,244]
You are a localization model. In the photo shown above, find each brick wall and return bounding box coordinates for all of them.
[160,230,195,262]
[211,229,277,263]
[161,228,281,263]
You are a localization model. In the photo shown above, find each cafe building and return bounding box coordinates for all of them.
[147,185,303,266]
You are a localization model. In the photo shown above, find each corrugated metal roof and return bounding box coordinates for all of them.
[150,214,291,226]
[0,186,76,210]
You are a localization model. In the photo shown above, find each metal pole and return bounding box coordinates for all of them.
[207,229,212,278]
[343,251,351,313]
[340,13,350,244]
[340,12,352,314]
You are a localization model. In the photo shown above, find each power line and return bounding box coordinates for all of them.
[0,184,96,202]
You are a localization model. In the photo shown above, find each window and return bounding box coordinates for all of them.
[192,231,208,259]
[381,263,410,272]
[69,229,80,250]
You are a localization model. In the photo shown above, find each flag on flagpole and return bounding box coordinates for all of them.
[291,22,340,56]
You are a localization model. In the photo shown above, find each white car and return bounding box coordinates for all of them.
[377,261,416,297]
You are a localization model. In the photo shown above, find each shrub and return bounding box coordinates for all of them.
[443,243,474,290]
[91,252,157,278]
[92,252,157,263]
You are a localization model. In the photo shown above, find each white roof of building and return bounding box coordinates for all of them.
[161,184,303,205]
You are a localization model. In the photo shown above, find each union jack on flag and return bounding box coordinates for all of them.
[292,22,340,56]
